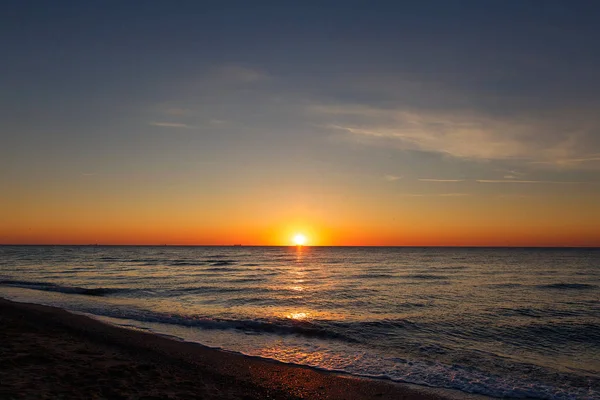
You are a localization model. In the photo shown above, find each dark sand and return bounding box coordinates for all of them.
[0,298,487,399]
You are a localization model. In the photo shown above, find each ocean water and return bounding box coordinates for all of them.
[1,246,598,399]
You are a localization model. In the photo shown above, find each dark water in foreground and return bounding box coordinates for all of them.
[1,246,598,399]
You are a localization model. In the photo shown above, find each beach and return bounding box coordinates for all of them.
[0,297,479,400]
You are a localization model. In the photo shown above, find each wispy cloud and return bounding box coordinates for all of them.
[164,108,191,116]
[218,65,267,83]
[476,179,593,184]
[149,121,191,128]
[501,169,525,179]
[439,193,471,197]
[399,193,471,197]
[314,104,600,167]
[419,179,465,182]
[384,174,403,181]
[496,194,532,199]
[415,178,595,184]
[530,155,600,166]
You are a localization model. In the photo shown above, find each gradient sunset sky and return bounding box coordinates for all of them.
[2,1,600,246]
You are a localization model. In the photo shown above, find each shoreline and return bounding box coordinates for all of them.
[0,297,490,399]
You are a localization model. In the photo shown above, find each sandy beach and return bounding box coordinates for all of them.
[0,297,485,400]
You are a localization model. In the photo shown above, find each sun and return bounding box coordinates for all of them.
[293,233,307,246]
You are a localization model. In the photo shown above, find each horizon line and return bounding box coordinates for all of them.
[1,244,598,249]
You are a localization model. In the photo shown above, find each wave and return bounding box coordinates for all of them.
[486,283,597,291]
[81,307,359,343]
[178,286,254,294]
[203,266,238,272]
[352,359,598,400]
[0,279,127,297]
[430,265,469,271]
[209,260,236,266]
[99,256,121,261]
[0,278,271,298]
[352,273,396,279]
[167,261,207,266]
[536,283,598,290]
[512,322,600,345]
[486,283,523,288]
[427,319,600,348]
[496,307,585,319]
[128,258,161,263]
[226,277,266,283]
[345,318,419,331]
[405,274,449,280]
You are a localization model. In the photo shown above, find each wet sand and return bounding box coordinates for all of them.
[0,298,486,399]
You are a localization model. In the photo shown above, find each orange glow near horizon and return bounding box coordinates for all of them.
[1,222,599,247]
[1,190,600,247]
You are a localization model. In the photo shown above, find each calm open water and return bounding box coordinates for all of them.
[1,246,598,399]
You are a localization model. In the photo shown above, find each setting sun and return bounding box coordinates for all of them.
[293,234,307,246]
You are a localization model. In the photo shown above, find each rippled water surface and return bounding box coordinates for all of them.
[1,246,598,399]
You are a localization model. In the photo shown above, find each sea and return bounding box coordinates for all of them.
[0,246,598,399]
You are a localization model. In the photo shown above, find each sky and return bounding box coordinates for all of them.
[2,1,600,246]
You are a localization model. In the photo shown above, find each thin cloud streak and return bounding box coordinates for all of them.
[439,193,470,197]
[419,179,465,182]
[476,180,594,184]
[531,155,600,166]
[384,175,403,181]
[149,122,191,128]
[164,108,192,116]
[399,193,471,197]
[217,65,268,83]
